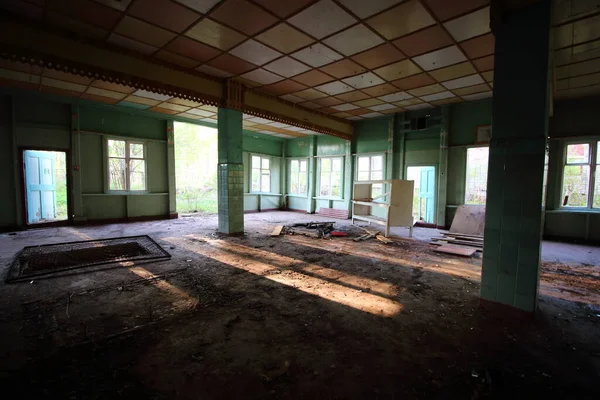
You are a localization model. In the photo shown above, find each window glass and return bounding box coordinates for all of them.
[251,155,270,193]
[319,157,343,197]
[130,143,144,158]
[562,165,590,207]
[465,147,489,205]
[129,160,146,191]
[566,143,589,164]
[108,140,125,158]
[109,158,126,191]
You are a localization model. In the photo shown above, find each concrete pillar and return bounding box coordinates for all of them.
[307,135,317,214]
[437,106,449,228]
[217,107,244,235]
[480,0,551,313]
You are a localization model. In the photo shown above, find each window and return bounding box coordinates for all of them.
[357,154,384,198]
[289,159,307,195]
[319,157,343,197]
[107,139,146,192]
[251,155,270,193]
[562,142,599,208]
[465,147,489,205]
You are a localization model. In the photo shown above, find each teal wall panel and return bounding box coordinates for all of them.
[449,100,492,146]
[353,117,390,153]
[79,105,166,141]
[80,133,104,194]
[243,132,283,156]
[0,95,16,228]
[286,136,311,157]
[316,135,347,155]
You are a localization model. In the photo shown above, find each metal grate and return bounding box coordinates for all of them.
[6,235,171,282]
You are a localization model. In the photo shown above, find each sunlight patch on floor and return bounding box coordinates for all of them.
[165,236,404,317]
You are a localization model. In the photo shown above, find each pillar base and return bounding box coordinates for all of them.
[479,298,534,321]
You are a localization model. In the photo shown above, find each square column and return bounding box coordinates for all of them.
[217,108,244,235]
[480,1,551,313]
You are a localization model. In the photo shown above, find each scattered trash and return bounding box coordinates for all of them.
[117,286,123,291]
[282,222,336,239]
[270,225,284,236]
[330,231,348,237]
[186,259,192,262]
[471,371,479,378]
[29,280,34,284]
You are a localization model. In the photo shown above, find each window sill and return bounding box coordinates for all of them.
[245,193,282,196]
[313,196,344,201]
[286,194,309,198]
[547,208,600,214]
[85,192,162,196]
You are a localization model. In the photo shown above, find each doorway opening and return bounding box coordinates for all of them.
[23,150,68,224]
[174,122,218,214]
[406,166,436,224]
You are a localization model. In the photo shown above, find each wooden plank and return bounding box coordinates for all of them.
[444,232,484,240]
[434,244,477,257]
[449,205,486,236]
[270,225,284,236]
[432,238,483,248]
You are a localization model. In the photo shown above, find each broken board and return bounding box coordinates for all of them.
[433,244,477,257]
[270,225,284,236]
[449,205,486,236]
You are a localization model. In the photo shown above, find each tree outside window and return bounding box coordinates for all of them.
[289,159,307,195]
[107,139,146,192]
[319,157,343,197]
[251,155,270,193]
[562,142,599,208]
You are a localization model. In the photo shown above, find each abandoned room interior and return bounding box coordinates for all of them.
[0,0,599,398]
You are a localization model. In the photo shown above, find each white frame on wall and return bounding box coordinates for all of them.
[250,153,272,194]
[318,156,344,199]
[104,136,148,194]
[560,139,599,210]
[287,157,309,196]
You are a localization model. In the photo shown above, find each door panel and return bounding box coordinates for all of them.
[25,150,58,224]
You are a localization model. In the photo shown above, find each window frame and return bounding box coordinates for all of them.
[250,154,272,194]
[560,139,598,210]
[105,137,147,194]
[318,156,344,199]
[464,145,489,205]
[287,158,308,196]
[355,153,385,182]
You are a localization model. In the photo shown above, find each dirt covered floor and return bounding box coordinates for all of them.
[0,212,598,399]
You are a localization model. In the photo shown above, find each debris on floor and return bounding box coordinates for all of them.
[434,244,478,257]
[354,227,393,244]
[282,222,336,238]
[430,232,483,255]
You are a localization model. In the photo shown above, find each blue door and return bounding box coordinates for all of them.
[25,150,57,224]
[419,167,436,224]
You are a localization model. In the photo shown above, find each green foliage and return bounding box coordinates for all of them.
[174,122,218,213]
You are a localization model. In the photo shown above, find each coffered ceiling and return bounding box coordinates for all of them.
[0,0,599,138]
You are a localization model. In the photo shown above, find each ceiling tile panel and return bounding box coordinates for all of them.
[0,60,42,76]
[553,23,573,49]
[428,61,476,81]
[91,80,135,94]
[443,7,490,42]
[366,0,435,40]
[133,89,172,101]
[44,69,92,85]
[294,88,329,100]
[314,97,345,107]
[167,97,203,107]
[196,64,235,78]
[342,72,385,89]
[256,23,315,54]
[46,0,121,29]
[185,19,247,51]
[378,91,413,102]
[320,59,367,79]
[442,73,484,89]
[412,46,467,71]
[280,93,305,103]
[555,57,600,79]
[392,25,454,57]
[114,16,176,47]
[149,106,180,115]
[333,111,352,118]
[394,98,423,106]
[288,0,356,39]
[186,108,216,116]
[1,0,42,20]
[336,90,370,102]
[107,34,158,55]
[353,98,384,107]
[421,91,455,102]
[291,44,344,67]
[315,81,355,95]
[453,83,489,96]
[292,69,335,86]
[373,59,422,81]
[423,0,489,21]
[473,55,494,72]
[332,103,360,111]
[211,0,278,35]
[46,11,108,39]
[165,36,222,62]
[407,83,445,97]
[299,101,321,109]
[207,53,256,75]
[85,87,128,100]
[362,83,398,96]
[154,50,201,68]
[128,0,201,33]
[481,70,493,82]
[460,33,495,59]
[368,103,396,111]
[323,24,385,56]
[430,97,462,106]
[351,43,406,70]
[119,101,151,110]
[230,39,282,66]
[252,0,317,18]
[361,112,384,118]
[261,80,308,95]
[337,0,404,18]
[574,13,600,45]
[81,93,120,104]
[405,103,433,110]
[462,91,492,101]
[41,77,87,92]
[392,73,436,90]
[156,102,190,112]
[178,112,203,120]
[122,95,161,106]
[174,0,223,13]
[263,57,311,77]
[347,108,371,115]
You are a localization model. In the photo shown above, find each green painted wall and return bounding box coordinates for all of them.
[285,136,311,157]
[243,131,283,156]
[0,95,16,228]
[353,117,390,154]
